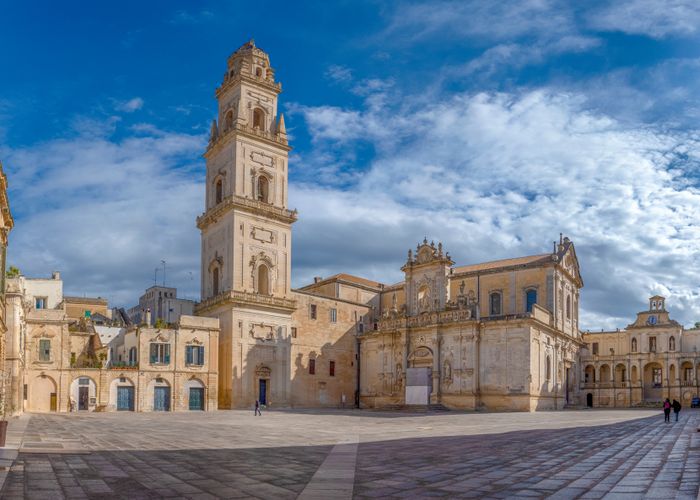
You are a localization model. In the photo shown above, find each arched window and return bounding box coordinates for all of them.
[224,110,233,131]
[489,292,501,316]
[525,289,537,313]
[546,355,551,381]
[566,295,571,319]
[631,338,637,352]
[257,265,269,295]
[257,176,270,203]
[253,108,264,129]
[669,336,676,351]
[212,267,220,296]
[215,178,223,204]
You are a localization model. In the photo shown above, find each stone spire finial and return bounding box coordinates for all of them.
[277,113,287,136]
[209,119,219,143]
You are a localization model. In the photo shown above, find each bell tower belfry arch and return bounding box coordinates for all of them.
[196,40,297,409]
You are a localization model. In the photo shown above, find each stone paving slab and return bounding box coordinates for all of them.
[0,409,697,499]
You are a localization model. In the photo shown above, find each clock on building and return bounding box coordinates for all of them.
[647,315,657,325]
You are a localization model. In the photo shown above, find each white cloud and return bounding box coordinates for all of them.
[114,97,144,113]
[588,0,700,38]
[3,124,205,307]
[290,88,700,329]
[325,65,353,83]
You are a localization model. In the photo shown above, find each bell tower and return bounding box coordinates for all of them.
[196,40,297,409]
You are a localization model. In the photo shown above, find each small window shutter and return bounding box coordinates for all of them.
[198,346,205,365]
[164,344,171,364]
[150,344,157,363]
[186,346,193,364]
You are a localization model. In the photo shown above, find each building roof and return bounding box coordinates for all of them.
[452,254,551,274]
[64,296,108,305]
[303,273,385,290]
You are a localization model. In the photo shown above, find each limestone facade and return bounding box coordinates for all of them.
[0,163,12,416]
[581,296,700,408]
[5,273,219,413]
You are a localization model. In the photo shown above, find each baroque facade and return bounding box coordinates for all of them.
[0,163,13,416]
[581,296,700,408]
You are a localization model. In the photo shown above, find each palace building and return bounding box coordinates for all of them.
[581,296,700,408]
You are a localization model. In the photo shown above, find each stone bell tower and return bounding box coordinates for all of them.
[196,40,298,409]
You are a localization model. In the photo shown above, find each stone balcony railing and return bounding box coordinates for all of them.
[207,121,288,153]
[195,289,297,314]
[197,194,298,229]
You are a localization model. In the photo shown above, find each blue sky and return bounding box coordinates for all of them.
[2,0,700,329]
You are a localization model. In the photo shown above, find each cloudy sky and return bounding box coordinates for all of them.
[2,1,700,329]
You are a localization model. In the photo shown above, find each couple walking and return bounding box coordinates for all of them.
[662,398,681,422]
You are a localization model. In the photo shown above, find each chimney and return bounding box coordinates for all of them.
[52,271,61,280]
[313,277,322,284]
[144,308,152,326]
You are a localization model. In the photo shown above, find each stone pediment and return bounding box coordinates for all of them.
[402,238,454,270]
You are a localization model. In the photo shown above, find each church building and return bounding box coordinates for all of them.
[195,40,585,411]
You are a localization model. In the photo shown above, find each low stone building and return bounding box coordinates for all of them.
[6,273,219,413]
[581,296,700,408]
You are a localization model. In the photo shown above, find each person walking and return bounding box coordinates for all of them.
[663,398,671,423]
[672,399,681,422]
[254,400,262,416]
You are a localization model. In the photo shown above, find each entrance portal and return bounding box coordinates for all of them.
[154,386,171,411]
[259,379,267,405]
[586,393,593,407]
[117,386,135,411]
[78,387,89,410]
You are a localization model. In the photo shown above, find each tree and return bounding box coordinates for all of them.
[154,318,167,329]
[5,266,19,278]
[695,322,700,329]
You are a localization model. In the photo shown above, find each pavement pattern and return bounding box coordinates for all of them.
[0,408,697,499]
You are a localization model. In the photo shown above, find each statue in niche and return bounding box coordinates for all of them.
[418,284,431,312]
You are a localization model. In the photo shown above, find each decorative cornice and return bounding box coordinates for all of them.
[197,194,298,230]
[216,72,282,97]
[205,121,290,156]
[195,290,297,315]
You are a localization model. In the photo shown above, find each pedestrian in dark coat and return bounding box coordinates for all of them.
[255,400,262,416]
[663,398,671,423]
[672,399,681,422]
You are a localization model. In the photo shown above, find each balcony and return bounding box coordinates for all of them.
[197,194,297,230]
[206,121,288,155]
[195,290,297,315]
[109,362,139,370]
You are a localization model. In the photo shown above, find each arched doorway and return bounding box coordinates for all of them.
[643,362,663,402]
[110,376,135,411]
[148,378,171,411]
[70,376,97,411]
[407,346,433,405]
[584,365,595,384]
[185,378,206,411]
[599,364,611,383]
[586,393,593,408]
[29,375,57,412]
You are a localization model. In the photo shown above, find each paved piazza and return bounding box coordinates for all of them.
[0,409,698,499]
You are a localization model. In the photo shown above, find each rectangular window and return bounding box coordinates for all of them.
[186,345,205,366]
[489,292,501,316]
[23,384,27,401]
[309,359,316,375]
[685,367,693,382]
[79,377,90,386]
[652,367,662,387]
[649,337,657,352]
[592,342,599,355]
[330,308,337,323]
[330,360,335,377]
[291,327,297,338]
[310,304,317,320]
[35,297,47,309]
[149,343,171,364]
[39,339,51,361]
